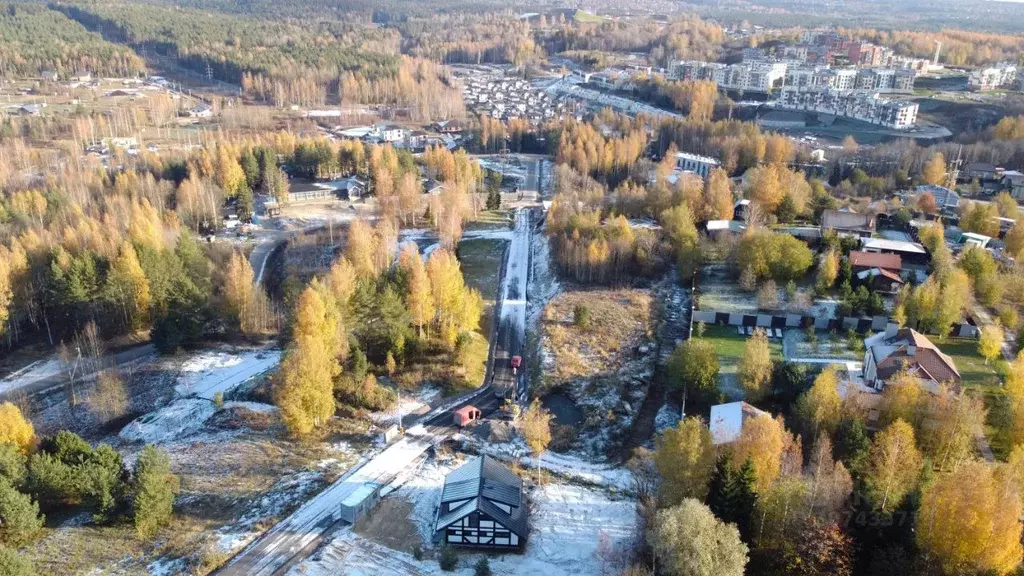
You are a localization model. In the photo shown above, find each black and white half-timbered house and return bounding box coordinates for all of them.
[433,456,528,551]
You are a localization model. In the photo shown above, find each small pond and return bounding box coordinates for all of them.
[541,391,584,427]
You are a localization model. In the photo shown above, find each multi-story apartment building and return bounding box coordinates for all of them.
[968,63,1018,91]
[785,66,913,93]
[775,87,918,129]
[670,61,785,93]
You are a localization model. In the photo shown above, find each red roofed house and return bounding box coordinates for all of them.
[863,327,961,392]
[848,250,901,273]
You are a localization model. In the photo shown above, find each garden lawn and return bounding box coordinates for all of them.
[937,338,1004,390]
[458,238,507,341]
[700,325,784,370]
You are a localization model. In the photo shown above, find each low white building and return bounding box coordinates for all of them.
[709,401,768,445]
[675,152,721,179]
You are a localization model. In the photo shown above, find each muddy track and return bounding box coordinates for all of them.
[618,273,692,460]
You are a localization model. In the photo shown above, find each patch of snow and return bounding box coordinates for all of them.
[0,359,62,395]
[224,434,436,575]
[474,441,634,492]
[369,386,440,426]
[216,470,324,553]
[119,398,216,444]
[654,403,681,436]
[222,401,279,414]
[174,347,281,400]
[148,557,187,576]
[499,210,531,338]
[527,221,559,326]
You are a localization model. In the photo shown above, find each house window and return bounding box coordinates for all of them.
[468,515,479,528]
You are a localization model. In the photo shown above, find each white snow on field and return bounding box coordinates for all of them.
[216,469,324,553]
[288,474,638,576]
[148,557,186,576]
[120,398,216,444]
[499,210,531,335]
[222,401,279,414]
[0,359,61,395]
[174,347,281,400]
[225,432,436,576]
[369,386,440,426]
[654,403,682,436]
[527,222,560,326]
[472,440,634,492]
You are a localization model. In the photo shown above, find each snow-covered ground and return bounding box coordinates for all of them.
[0,359,61,395]
[369,386,441,426]
[221,429,438,576]
[527,221,560,327]
[654,403,682,437]
[120,398,216,444]
[174,347,282,400]
[120,347,282,444]
[288,457,638,576]
[469,440,634,492]
[500,210,531,339]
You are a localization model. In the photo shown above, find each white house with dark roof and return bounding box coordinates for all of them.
[434,456,528,550]
[709,401,767,445]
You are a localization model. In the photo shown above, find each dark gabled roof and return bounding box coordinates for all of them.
[441,456,522,508]
[435,494,529,538]
[436,456,527,538]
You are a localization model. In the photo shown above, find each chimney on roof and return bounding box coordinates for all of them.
[907,346,916,356]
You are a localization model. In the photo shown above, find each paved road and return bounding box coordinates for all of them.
[217,209,533,576]
[0,343,156,402]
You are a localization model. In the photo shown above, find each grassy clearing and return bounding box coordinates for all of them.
[458,238,507,342]
[698,325,784,372]
[938,338,1004,390]
[541,289,652,387]
[465,210,513,231]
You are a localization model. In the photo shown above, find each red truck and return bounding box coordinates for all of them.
[510,355,522,375]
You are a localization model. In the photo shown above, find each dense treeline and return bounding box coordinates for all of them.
[541,15,725,68]
[0,3,145,78]
[398,14,541,67]
[842,26,1024,67]
[0,419,179,552]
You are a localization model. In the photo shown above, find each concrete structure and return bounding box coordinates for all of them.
[860,238,928,263]
[675,152,720,178]
[434,456,528,550]
[670,60,785,93]
[863,327,961,391]
[706,220,747,236]
[968,63,1018,91]
[821,209,875,236]
[774,88,917,129]
[709,401,767,445]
